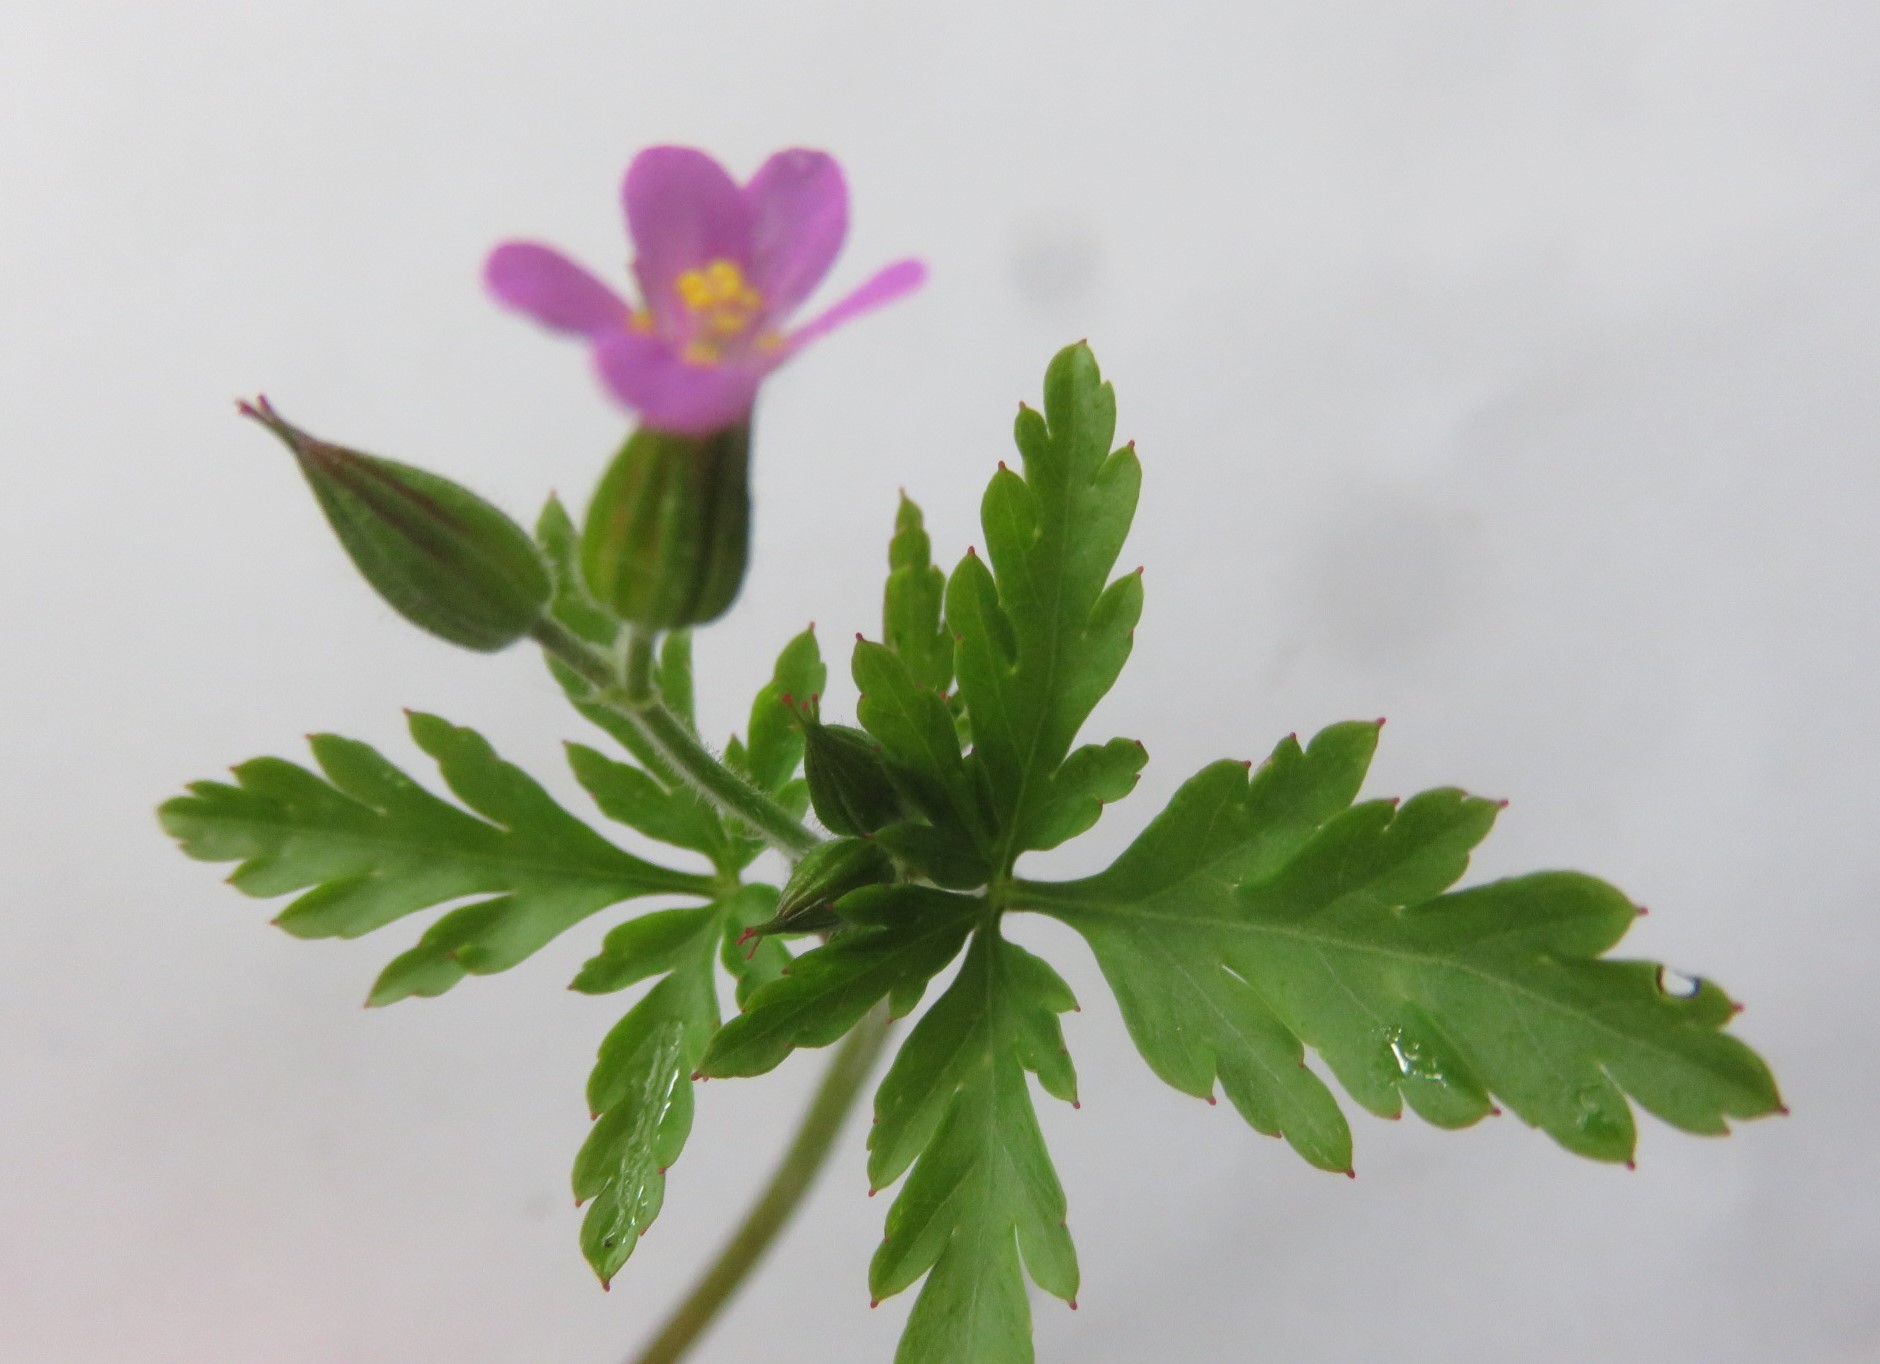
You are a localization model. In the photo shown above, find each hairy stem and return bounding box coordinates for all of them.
[630,1004,894,1364]
[530,618,822,858]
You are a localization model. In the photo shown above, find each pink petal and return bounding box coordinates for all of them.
[592,330,764,436]
[484,242,629,336]
[743,149,847,321]
[785,258,928,353]
[623,147,751,318]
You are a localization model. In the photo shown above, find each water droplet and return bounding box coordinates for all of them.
[1656,966,1701,999]
[1384,1025,1446,1084]
[1573,1084,1625,1145]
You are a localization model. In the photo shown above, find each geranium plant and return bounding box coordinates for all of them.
[160,146,1782,1364]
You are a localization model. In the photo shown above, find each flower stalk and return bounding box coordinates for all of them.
[628,1004,894,1364]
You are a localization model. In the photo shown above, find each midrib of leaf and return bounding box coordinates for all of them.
[1035,892,1741,1084]
[990,471,1078,877]
[202,809,712,896]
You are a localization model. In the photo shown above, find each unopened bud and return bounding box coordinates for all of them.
[580,425,750,630]
[756,837,895,937]
[803,720,908,836]
[240,397,550,651]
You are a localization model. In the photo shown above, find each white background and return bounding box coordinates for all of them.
[2,2,1874,1360]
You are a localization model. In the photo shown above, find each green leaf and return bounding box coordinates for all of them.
[159,713,712,1005]
[698,887,978,1079]
[1023,722,1783,1167]
[657,631,698,732]
[566,741,726,860]
[572,902,720,1288]
[743,626,826,793]
[851,640,989,881]
[1015,736,1148,853]
[536,493,620,647]
[868,928,1079,1364]
[883,493,954,695]
[946,343,1143,862]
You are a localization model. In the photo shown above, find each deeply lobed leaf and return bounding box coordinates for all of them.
[868,928,1080,1364]
[1023,723,1783,1167]
[159,712,711,1005]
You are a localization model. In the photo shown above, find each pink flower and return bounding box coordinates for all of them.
[485,147,925,435]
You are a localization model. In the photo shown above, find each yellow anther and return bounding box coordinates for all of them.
[674,259,763,340]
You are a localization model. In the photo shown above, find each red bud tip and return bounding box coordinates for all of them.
[1134,564,1144,575]
[1387,796,1401,808]
[867,1188,877,1198]
[689,1070,703,1081]
[1384,1110,1401,1120]
[1071,1099,1081,1109]
[1778,1104,1792,1116]
[1488,1106,1503,1117]
[601,1281,611,1293]
[1069,1299,1079,1311]
[1344,1169,1357,1179]
[639,1227,648,1237]
[1730,1001,1745,1014]
[1205,1095,1217,1106]
[870,1300,879,1310]
[855,631,865,642]
[1636,905,1651,917]
[588,1110,598,1121]
[807,620,816,632]
[1625,1160,1637,1171]
[1497,799,1512,810]
[998,460,1008,470]
[967,545,978,557]
[1239,759,1254,769]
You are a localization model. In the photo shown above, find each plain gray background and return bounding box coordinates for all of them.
[2,1,1874,1360]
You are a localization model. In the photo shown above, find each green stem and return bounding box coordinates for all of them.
[630,1004,894,1364]
[530,618,822,859]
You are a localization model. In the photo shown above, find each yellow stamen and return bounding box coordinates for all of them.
[674,259,763,347]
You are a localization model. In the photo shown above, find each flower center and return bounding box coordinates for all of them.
[674,260,765,361]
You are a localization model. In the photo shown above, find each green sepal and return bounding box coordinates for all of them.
[803,720,908,836]
[242,398,550,652]
[580,425,751,630]
[756,837,896,937]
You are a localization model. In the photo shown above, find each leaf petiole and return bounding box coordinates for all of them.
[530,617,823,859]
